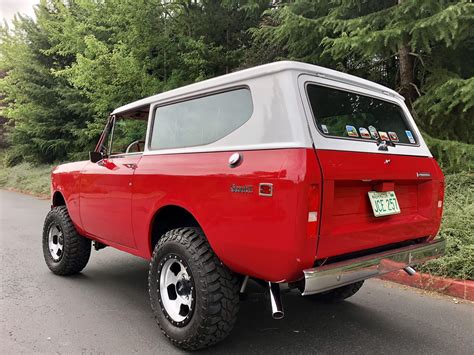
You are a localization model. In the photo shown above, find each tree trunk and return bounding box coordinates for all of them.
[397,0,417,112]
[398,41,417,111]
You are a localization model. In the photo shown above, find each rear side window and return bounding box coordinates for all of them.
[306,84,417,145]
[150,88,253,150]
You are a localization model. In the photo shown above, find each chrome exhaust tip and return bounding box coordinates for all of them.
[268,282,284,319]
[403,266,416,276]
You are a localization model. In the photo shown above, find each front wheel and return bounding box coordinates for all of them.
[42,206,91,275]
[148,227,240,351]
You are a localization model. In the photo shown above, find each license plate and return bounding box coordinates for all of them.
[368,191,401,217]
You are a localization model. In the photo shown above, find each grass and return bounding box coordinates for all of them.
[0,161,52,196]
[0,153,472,280]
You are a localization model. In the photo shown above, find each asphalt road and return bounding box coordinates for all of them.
[1,189,473,355]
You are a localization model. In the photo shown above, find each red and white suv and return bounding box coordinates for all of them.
[42,61,445,350]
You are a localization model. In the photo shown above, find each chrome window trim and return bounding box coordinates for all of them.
[108,152,144,158]
[141,142,305,156]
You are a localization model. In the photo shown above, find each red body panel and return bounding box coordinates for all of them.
[51,161,88,233]
[79,155,142,249]
[130,149,321,282]
[51,148,444,283]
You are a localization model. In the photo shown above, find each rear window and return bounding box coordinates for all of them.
[306,84,417,145]
[150,88,253,150]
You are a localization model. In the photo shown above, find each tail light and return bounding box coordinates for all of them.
[307,184,320,239]
[437,180,445,219]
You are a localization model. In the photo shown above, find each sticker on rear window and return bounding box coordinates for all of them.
[359,127,371,139]
[388,132,399,142]
[405,130,416,144]
[379,131,389,141]
[346,125,359,137]
[321,124,329,134]
[368,126,379,139]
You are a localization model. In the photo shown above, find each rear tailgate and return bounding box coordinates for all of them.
[297,75,445,259]
[315,150,443,259]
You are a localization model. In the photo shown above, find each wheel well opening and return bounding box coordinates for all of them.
[52,191,66,207]
[150,206,201,252]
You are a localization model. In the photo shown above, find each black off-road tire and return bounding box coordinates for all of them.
[308,281,364,302]
[42,206,91,275]
[148,227,240,351]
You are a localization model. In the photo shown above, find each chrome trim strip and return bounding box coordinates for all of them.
[417,172,432,178]
[302,238,445,295]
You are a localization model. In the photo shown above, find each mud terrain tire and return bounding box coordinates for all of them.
[42,206,91,275]
[148,227,240,351]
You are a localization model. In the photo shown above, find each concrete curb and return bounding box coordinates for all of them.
[379,270,474,301]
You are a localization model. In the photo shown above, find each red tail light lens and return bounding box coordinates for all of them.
[437,180,445,219]
[307,184,320,238]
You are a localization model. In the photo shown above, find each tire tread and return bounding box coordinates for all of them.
[148,227,239,350]
[42,206,91,275]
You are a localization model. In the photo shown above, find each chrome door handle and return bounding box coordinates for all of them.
[123,163,137,170]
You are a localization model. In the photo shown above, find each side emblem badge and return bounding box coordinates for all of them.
[230,184,253,193]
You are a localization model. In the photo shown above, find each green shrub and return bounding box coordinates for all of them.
[419,172,474,280]
[424,135,474,174]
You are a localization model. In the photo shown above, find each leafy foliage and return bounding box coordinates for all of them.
[249,0,474,141]
[1,0,267,163]
[2,0,473,161]
[424,134,474,174]
[0,9,91,163]
[420,173,474,280]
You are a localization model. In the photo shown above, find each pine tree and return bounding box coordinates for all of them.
[0,5,91,164]
[250,0,474,143]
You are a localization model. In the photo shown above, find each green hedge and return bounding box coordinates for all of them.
[419,172,474,280]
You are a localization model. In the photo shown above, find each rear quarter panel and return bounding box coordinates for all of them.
[131,148,321,282]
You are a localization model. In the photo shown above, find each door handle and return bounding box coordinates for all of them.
[123,163,137,170]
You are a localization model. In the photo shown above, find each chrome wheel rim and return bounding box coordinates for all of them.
[159,255,194,325]
[48,223,64,261]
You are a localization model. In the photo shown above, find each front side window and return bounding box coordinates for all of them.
[98,112,148,157]
[150,88,253,150]
[306,84,417,145]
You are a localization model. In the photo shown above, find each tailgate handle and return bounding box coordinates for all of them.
[376,140,395,151]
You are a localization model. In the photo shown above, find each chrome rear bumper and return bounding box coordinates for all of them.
[302,238,446,295]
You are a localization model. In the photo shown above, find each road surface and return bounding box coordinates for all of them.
[1,190,473,354]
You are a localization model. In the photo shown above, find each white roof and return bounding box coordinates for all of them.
[111,61,403,116]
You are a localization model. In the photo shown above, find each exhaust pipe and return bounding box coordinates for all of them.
[268,282,284,319]
[240,275,249,294]
[403,266,416,276]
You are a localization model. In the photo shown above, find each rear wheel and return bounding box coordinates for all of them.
[42,206,91,275]
[148,227,240,351]
[307,281,364,302]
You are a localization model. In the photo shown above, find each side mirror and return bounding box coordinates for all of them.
[89,151,103,163]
